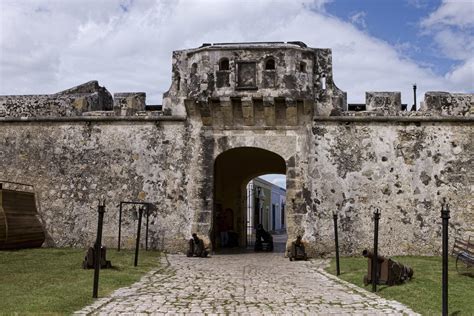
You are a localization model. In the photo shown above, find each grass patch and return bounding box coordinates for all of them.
[326,256,473,315]
[0,248,161,314]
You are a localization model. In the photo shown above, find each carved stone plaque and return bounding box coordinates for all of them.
[236,62,257,90]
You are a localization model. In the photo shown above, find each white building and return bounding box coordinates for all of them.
[246,177,286,238]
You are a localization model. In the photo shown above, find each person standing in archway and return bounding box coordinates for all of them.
[224,208,237,247]
[217,208,234,247]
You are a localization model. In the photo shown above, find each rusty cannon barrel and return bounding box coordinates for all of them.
[362,249,386,262]
[362,249,414,286]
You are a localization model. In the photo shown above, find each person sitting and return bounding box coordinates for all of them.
[187,233,209,257]
[254,224,273,252]
[288,235,308,261]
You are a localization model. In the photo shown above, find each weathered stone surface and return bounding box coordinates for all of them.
[366,92,401,114]
[162,42,345,117]
[113,92,146,116]
[0,81,113,118]
[305,121,473,256]
[422,91,472,116]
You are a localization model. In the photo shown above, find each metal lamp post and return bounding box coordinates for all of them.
[441,200,450,316]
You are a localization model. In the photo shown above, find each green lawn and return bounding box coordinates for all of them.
[326,256,473,315]
[0,248,161,314]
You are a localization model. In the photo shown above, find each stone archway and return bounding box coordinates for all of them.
[189,130,308,254]
[213,147,287,250]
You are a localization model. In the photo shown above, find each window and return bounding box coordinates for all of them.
[299,61,306,73]
[219,58,229,71]
[191,63,198,74]
[265,58,275,70]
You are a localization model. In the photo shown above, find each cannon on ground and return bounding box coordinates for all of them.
[362,249,413,286]
[82,246,112,269]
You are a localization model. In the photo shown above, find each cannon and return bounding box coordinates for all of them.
[82,246,112,269]
[362,249,413,286]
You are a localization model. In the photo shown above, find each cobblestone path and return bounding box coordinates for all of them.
[76,252,418,315]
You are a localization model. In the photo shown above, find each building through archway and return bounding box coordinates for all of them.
[245,175,287,251]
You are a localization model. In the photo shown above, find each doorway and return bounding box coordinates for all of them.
[213,147,287,251]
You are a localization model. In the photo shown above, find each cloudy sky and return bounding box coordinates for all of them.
[1,0,472,189]
[1,0,472,106]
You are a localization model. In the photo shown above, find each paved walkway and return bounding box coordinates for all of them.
[76,251,418,315]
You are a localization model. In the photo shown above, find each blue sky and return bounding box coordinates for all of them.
[326,0,454,75]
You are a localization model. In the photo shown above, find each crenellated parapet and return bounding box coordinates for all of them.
[343,91,472,117]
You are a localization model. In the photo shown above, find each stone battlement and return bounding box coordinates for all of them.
[1,43,472,120]
[0,81,164,119]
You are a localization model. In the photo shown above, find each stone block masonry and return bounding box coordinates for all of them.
[1,42,472,256]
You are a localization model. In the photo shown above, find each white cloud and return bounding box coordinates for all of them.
[421,0,474,28]
[260,174,286,189]
[349,11,367,29]
[419,0,474,91]
[446,58,474,87]
[0,0,471,105]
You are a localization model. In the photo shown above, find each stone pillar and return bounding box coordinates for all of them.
[198,100,212,126]
[303,99,314,123]
[184,99,197,117]
[241,97,254,126]
[286,98,297,126]
[263,97,275,126]
[220,97,233,126]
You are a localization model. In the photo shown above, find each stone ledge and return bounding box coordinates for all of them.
[0,115,187,123]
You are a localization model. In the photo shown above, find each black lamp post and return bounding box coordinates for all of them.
[92,200,106,298]
[441,200,450,316]
[372,208,381,293]
[333,211,340,276]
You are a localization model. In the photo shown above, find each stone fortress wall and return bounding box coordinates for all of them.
[1,42,472,256]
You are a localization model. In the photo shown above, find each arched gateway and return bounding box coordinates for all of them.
[177,42,324,252]
[0,42,472,256]
[213,147,287,250]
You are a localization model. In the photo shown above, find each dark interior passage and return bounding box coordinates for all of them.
[213,147,286,251]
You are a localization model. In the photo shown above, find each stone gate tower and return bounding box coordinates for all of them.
[161,42,347,252]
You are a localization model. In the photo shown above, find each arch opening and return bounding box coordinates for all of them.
[213,147,287,252]
[219,58,230,71]
[265,57,275,70]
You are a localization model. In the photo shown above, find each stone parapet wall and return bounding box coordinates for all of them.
[422,92,473,116]
[365,92,401,114]
[0,120,196,252]
[0,114,471,256]
[0,81,158,119]
[113,92,146,116]
[0,94,98,118]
